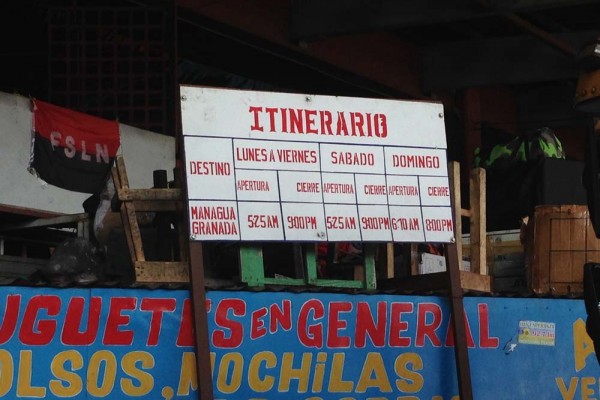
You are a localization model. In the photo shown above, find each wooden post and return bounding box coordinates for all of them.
[470,168,487,275]
[445,242,474,400]
[446,163,473,400]
[449,162,464,269]
[188,242,214,400]
[386,243,395,278]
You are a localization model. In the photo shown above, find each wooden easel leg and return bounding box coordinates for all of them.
[188,241,214,400]
[446,242,473,400]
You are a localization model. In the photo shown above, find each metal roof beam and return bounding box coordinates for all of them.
[290,0,600,41]
[422,31,598,92]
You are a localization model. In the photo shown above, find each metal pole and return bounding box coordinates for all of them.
[172,1,214,397]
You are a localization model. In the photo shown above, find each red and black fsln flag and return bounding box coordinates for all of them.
[29,99,120,194]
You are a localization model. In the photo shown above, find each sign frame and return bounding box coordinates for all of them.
[180,85,454,243]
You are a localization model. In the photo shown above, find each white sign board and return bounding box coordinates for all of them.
[180,85,454,242]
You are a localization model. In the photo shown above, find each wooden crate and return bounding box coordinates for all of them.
[462,230,524,269]
[527,204,600,295]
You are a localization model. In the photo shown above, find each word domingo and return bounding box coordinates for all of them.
[209,350,436,397]
[49,131,110,163]
[248,106,388,138]
[392,154,440,169]
[0,349,156,398]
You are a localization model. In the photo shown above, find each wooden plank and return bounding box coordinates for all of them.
[531,206,554,294]
[353,265,365,282]
[115,157,130,187]
[118,203,138,266]
[263,277,307,286]
[445,242,473,400]
[449,162,463,270]
[410,243,419,276]
[187,242,215,400]
[239,245,265,286]
[529,207,558,294]
[124,201,145,263]
[469,168,487,275]
[131,201,181,212]
[111,167,122,195]
[134,261,189,283]
[463,239,523,259]
[117,188,182,201]
[459,271,492,293]
[487,240,523,257]
[386,243,394,278]
[307,277,364,289]
[378,270,491,293]
[378,272,449,292]
[113,159,145,266]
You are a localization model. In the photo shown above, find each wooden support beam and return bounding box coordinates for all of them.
[188,242,214,400]
[133,261,189,283]
[377,270,491,293]
[449,162,463,269]
[446,242,473,400]
[130,201,180,212]
[469,168,487,275]
[386,243,394,278]
[117,188,182,202]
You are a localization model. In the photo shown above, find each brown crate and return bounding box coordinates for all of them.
[528,205,599,295]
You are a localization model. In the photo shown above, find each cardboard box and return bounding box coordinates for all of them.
[418,253,446,274]
[527,205,600,295]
